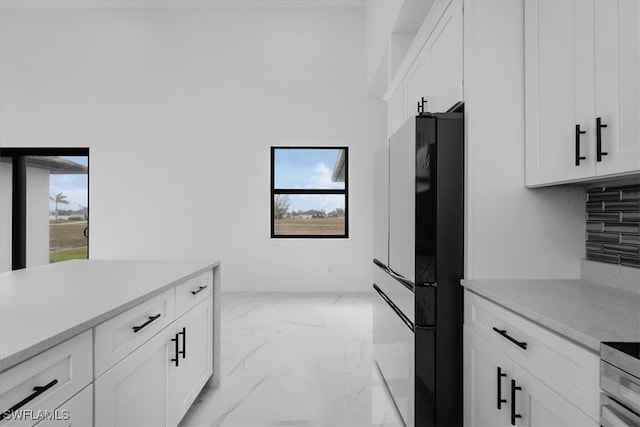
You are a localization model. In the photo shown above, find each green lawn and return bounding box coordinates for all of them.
[49,221,88,262]
[50,247,88,263]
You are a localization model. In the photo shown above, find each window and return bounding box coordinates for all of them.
[271,147,348,238]
[0,148,89,271]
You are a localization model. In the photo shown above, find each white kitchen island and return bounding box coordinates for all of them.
[0,259,220,426]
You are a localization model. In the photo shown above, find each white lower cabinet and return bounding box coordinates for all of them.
[512,364,597,427]
[33,386,93,427]
[464,327,598,427]
[168,298,213,426]
[95,297,213,426]
[464,289,600,427]
[464,326,510,427]
[95,325,173,426]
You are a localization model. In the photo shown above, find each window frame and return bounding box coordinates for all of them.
[0,147,90,270]
[270,146,349,239]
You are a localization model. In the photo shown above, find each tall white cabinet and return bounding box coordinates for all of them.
[525,0,640,186]
[386,0,463,138]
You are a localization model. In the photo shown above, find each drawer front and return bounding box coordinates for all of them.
[464,290,600,421]
[0,330,92,426]
[175,271,213,317]
[33,384,93,427]
[95,288,175,378]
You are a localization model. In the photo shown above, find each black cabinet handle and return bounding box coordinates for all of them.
[0,379,58,420]
[179,327,186,359]
[132,314,161,333]
[497,367,507,410]
[171,333,180,367]
[492,327,527,350]
[596,117,608,162]
[191,285,207,296]
[417,97,427,114]
[575,124,586,166]
[511,379,522,425]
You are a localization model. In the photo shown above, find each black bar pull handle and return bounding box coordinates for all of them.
[171,333,180,367]
[497,367,507,410]
[493,327,527,350]
[596,117,608,161]
[0,379,58,420]
[191,285,207,296]
[179,327,186,359]
[511,379,522,425]
[575,124,586,166]
[132,314,161,333]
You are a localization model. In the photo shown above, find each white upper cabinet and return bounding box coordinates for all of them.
[525,0,640,187]
[593,0,640,177]
[424,0,463,114]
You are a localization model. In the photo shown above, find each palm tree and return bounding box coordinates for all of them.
[50,192,70,220]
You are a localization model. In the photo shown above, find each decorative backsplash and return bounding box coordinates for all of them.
[586,184,640,268]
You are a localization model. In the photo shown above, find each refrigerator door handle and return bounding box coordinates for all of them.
[373,259,415,292]
[373,284,414,332]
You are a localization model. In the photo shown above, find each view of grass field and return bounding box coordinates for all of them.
[49,221,87,262]
[274,217,345,236]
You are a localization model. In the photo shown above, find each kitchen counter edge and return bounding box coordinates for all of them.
[0,260,220,373]
[461,278,640,353]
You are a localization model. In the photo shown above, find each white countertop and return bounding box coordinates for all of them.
[0,259,219,373]
[461,278,640,353]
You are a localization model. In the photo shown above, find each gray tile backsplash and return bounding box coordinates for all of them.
[586,185,640,268]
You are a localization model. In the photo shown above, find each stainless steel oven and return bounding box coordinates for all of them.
[600,342,640,427]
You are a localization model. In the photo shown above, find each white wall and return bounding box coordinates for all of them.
[0,4,386,291]
[26,167,50,269]
[463,0,586,279]
[0,163,12,272]
[0,164,50,272]
[365,0,403,94]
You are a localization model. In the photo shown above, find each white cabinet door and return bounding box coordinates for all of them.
[425,0,462,113]
[34,385,93,427]
[95,326,173,427]
[594,0,640,176]
[168,298,213,426]
[463,327,511,427]
[525,0,596,186]
[404,51,428,118]
[512,364,598,427]
[388,85,405,138]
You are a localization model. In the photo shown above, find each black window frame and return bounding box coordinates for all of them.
[0,147,90,270]
[270,146,349,239]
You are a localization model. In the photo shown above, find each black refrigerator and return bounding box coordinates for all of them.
[373,107,464,427]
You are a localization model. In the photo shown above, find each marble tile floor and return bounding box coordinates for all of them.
[179,292,404,427]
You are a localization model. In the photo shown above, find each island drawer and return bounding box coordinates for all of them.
[464,290,600,421]
[175,270,213,317]
[95,288,175,377]
[0,330,92,425]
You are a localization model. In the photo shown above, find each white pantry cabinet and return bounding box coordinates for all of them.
[423,0,462,114]
[386,0,463,138]
[463,290,600,427]
[525,0,640,186]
